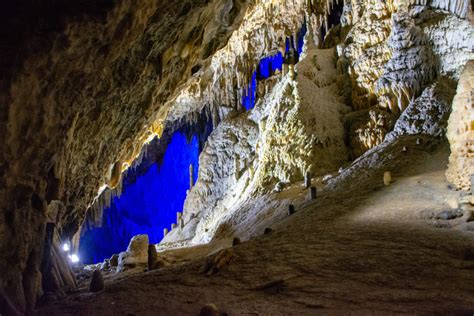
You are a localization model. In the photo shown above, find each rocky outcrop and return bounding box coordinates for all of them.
[446,60,474,191]
[117,234,149,272]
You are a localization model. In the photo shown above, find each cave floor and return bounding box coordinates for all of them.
[39,137,474,315]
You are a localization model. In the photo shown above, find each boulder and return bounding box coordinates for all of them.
[89,270,104,292]
[117,234,149,272]
[199,304,220,316]
[109,254,119,267]
[148,244,164,271]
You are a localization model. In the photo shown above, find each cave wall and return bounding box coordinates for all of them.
[0,0,248,312]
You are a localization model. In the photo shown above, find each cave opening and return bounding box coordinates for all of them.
[78,113,213,264]
[242,21,307,111]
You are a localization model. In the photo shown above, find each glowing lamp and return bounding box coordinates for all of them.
[62,243,70,252]
[69,254,80,263]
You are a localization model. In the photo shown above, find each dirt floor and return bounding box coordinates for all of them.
[38,136,474,315]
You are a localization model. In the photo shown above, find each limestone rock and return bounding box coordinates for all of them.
[109,254,119,267]
[89,270,104,292]
[147,244,165,271]
[201,249,236,276]
[199,304,220,316]
[117,234,149,272]
[446,61,474,191]
[436,209,463,220]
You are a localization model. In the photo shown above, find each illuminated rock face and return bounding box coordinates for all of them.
[79,129,202,263]
[0,0,473,312]
[447,61,474,191]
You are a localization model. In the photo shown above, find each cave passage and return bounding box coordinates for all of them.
[79,120,213,264]
[242,21,307,110]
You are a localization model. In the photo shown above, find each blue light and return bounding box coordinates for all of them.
[296,20,307,56]
[79,129,207,264]
[257,52,284,80]
[242,22,306,111]
[242,72,257,111]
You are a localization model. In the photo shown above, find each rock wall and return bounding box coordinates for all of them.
[0,0,248,312]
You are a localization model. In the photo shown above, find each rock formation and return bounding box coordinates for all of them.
[117,234,149,272]
[447,61,474,191]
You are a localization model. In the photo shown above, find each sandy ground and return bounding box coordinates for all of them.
[38,136,474,315]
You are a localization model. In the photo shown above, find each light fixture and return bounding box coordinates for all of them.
[69,254,79,263]
[62,243,70,252]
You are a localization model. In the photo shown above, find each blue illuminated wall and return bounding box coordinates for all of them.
[241,22,307,111]
[79,120,212,264]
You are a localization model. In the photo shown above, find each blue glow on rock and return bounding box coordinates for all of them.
[242,72,257,111]
[257,52,284,80]
[79,126,210,264]
[241,22,307,111]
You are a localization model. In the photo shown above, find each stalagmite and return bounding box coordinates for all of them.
[232,237,241,246]
[89,270,104,292]
[309,187,317,200]
[304,171,312,188]
[177,212,182,225]
[264,228,274,235]
[189,164,194,188]
[288,204,296,215]
[384,171,392,186]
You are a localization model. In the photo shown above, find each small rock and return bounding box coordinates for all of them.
[304,171,312,188]
[274,182,284,193]
[322,174,332,183]
[436,209,463,220]
[264,228,274,235]
[101,259,110,271]
[232,237,241,246]
[288,204,295,215]
[402,146,408,152]
[445,196,459,209]
[460,203,474,212]
[459,195,474,206]
[89,270,104,292]
[199,304,220,316]
[464,210,474,222]
[148,244,159,271]
[109,254,119,267]
[201,249,236,276]
[309,187,317,200]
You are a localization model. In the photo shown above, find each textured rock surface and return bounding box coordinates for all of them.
[446,60,474,191]
[89,270,104,293]
[0,0,247,310]
[117,234,148,272]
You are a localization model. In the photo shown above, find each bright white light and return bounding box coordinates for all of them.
[62,243,70,252]
[69,254,79,263]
